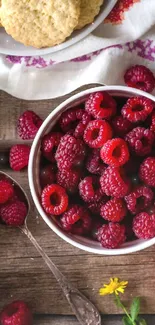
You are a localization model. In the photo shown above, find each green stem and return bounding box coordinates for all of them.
[114,294,137,325]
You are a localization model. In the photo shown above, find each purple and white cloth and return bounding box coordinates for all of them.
[0,0,155,100]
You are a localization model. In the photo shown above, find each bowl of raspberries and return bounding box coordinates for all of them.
[28,85,155,255]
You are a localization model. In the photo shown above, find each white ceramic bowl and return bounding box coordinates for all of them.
[0,0,117,56]
[28,85,155,255]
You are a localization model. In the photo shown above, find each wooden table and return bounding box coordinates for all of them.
[0,89,155,325]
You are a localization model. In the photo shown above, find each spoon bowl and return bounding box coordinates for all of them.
[0,170,101,325]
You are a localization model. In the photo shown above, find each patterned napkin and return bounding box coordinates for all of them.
[0,0,155,100]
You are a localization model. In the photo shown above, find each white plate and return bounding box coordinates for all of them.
[0,0,117,56]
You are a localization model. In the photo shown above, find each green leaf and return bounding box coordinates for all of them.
[122,316,133,325]
[138,318,147,325]
[130,297,140,321]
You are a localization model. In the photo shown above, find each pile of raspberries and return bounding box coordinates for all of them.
[5,65,155,249]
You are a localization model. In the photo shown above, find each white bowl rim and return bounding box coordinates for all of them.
[28,85,155,255]
[0,0,117,56]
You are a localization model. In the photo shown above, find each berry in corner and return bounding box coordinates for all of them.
[124,65,155,93]
[41,184,68,215]
[9,145,30,171]
[0,300,33,325]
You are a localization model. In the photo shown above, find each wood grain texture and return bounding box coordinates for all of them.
[0,89,155,316]
[34,315,155,325]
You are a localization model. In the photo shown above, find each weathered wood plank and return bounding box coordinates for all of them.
[0,89,155,315]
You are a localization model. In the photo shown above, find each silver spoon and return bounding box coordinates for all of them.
[0,171,101,325]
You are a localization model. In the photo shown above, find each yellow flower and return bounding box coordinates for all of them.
[99,278,128,296]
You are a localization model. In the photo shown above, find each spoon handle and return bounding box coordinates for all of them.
[20,224,101,325]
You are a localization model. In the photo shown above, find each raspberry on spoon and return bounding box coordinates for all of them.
[0,201,27,226]
[0,300,33,325]
[0,180,14,204]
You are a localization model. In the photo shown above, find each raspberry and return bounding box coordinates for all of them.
[121,97,154,122]
[83,120,112,148]
[59,107,91,137]
[100,198,126,222]
[88,196,108,214]
[55,134,86,170]
[40,164,56,188]
[133,212,155,239]
[100,166,130,198]
[60,205,92,235]
[41,184,68,215]
[100,138,129,167]
[0,180,14,204]
[9,145,30,171]
[57,168,82,194]
[79,176,103,203]
[86,149,106,175]
[17,110,43,140]
[0,300,33,325]
[125,127,154,156]
[150,113,155,132]
[139,157,155,187]
[112,115,133,136]
[85,91,116,119]
[125,186,153,214]
[124,65,155,93]
[41,132,63,162]
[0,201,27,226]
[97,223,126,249]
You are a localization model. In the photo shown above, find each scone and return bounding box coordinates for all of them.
[76,0,104,30]
[0,0,2,27]
[0,0,80,48]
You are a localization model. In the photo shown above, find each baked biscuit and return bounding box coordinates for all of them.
[0,0,80,48]
[76,0,104,30]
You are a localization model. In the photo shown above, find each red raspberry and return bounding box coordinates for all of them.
[0,300,33,325]
[88,196,108,214]
[17,110,43,140]
[124,65,155,93]
[60,205,92,235]
[86,149,106,175]
[125,127,154,156]
[133,212,155,239]
[100,138,129,167]
[0,180,14,204]
[100,166,130,198]
[41,184,68,215]
[150,113,155,132]
[40,164,56,188]
[125,186,153,214]
[121,97,154,123]
[112,115,133,136]
[59,107,91,137]
[55,134,86,170]
[83,119,112,148]
[9,145,30,171]
[139,157,155,187]
[100,198,126,222]
[97,223,126,249]
[57,168,82,194]
[0,201,27,226]
[41,132,63,162]
[85,91,116,119]
[79,176,103,203]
